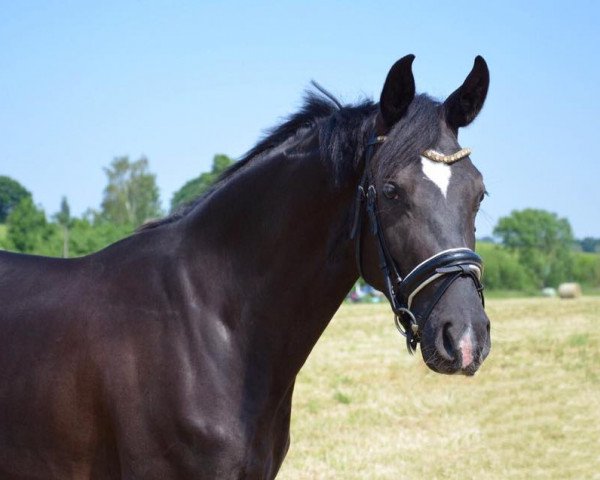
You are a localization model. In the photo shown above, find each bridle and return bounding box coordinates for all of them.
[350,133,485,353]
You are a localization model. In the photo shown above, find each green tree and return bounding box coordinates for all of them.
[101,156,162,227]
[0,176,31,223]
[572,252,600,287]
[170,154,233,211]
[66,217,132,257]
[493,209,574,287]
[5,197,56,254]
[53,196,73,258]
[476,242,536,292]
[579,237,600,253]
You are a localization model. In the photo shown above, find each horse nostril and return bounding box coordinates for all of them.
[442,322,455,358]
[486,320,491,335]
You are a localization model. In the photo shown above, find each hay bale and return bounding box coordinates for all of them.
[541,287,557,297]
[558,283,582,299]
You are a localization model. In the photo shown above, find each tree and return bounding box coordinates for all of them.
[0,176,31,223]
[5,197,56,254]
[67,217,132,257]
[476,242,536,292]
[572,251,600,287]
[493,209,574,287]
[100,156,162,227]
[579,237,600,253]
[53,196,73,258]
[170,154,233,211]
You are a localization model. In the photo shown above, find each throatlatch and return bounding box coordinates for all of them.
[350,134,485,353]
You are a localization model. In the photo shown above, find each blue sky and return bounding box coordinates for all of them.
[1,1,599,238]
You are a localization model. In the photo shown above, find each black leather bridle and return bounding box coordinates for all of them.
[350,134,485,353]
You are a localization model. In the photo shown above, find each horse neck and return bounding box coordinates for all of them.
[181,138,359,385]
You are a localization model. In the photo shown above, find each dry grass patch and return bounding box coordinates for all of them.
[278,297,600,479]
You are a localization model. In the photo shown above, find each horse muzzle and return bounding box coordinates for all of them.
[420,294,491,376]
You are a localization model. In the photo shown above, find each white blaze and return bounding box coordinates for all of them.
[420,156,452,198]
[458,326,474,368]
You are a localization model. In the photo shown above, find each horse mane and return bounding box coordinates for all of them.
[139,84,376,231]
[139,85,441,232]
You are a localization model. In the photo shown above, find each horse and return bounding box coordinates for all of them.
[0,54,491,479]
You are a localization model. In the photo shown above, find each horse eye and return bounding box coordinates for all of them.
[383,183,398,199]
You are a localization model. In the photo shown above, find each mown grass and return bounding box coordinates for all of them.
[278,297,600,479]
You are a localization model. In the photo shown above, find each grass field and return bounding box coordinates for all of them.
[0,224,6,241]
[277,297,600,479]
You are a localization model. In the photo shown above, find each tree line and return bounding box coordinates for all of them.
[0,154,232,258]
[480,209,600,292]
[1,155,599,292]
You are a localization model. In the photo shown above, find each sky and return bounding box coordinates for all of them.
[1,1,599,238]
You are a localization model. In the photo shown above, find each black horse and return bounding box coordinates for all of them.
[0,55,491,479]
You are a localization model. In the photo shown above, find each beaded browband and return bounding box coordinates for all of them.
[421,148,472,164]
[372,136,472,164]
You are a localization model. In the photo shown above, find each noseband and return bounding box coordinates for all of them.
[350,134,485,353]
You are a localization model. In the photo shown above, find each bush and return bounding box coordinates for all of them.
[476,242,536,291]
[572,252,600,287]
[493,209,574,288]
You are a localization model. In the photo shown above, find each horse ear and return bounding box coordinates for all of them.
[444,56,489,131]
[379,54,416,129]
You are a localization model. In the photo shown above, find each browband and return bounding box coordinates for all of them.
[421,148,472,164]
[368,136,472,165]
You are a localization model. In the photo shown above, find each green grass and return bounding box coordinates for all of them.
[582,286,600,296]
[277,297,600,479]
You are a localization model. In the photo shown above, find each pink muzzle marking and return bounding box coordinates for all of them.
[458,329,474,368]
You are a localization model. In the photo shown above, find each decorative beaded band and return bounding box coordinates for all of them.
[370,135,471,165]
[421,148,472,164]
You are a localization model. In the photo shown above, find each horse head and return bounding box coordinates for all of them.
[358,55,491,375]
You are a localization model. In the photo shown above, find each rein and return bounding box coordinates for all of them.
[350,134,485,353]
